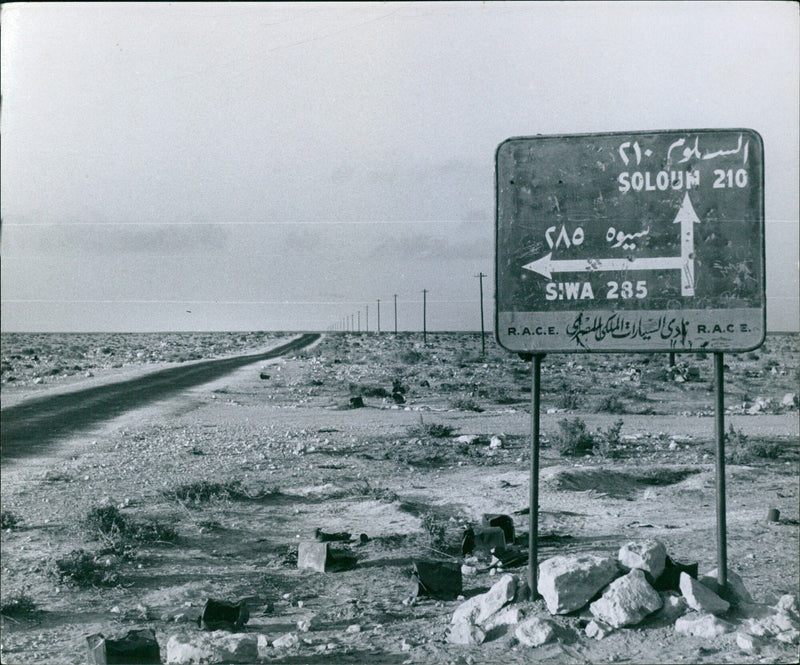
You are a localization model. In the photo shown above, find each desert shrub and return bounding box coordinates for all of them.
[165,480,246,503]
[397,350,424,365]
[450,397,484,412]
[1,510,21,530]
[419,512,447,550]
[86,505,128,540]
[725,426,782,463]
[349,479,398,503]
[494,387,520,404]
[595,419,625,458]
[556,390,582,409]
[126,519,178,543]
[52,549,119,587]
[597,394,626,414]
[408,421,455,439]
[1,592,37,617]
[551,418,595,456]
[85,505,178,546]
[350,383,389,398]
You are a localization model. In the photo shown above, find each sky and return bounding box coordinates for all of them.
[1,1,798,333]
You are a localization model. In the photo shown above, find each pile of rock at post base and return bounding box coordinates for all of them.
[445,538,799,653]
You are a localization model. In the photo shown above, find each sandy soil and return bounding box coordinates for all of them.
[1,332,798,664]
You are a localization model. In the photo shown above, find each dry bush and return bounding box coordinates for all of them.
[164,480,247,504]
[1,592,37,618]
[551,418,595,456]
[450,397,483,412]
[51,549,120,587]
[1,510,21,530]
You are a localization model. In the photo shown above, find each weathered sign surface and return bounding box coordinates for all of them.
[495,129,765,353]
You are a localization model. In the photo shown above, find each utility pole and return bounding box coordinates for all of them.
[394,294,398,335]
[422,289,427,345]
[377,300,381,334]
[477,272,486,355]
[366,305,369,333]
[357,310,361,333]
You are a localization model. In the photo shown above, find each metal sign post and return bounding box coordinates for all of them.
[714,352,728,591]
[495,129,765,597]
[528,354,543,594]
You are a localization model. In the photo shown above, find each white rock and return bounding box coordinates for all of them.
[489,435,504,449]
[674,613,735,638]
[461,564,477,577]
[680,572,730,615]
[482,606,522,631]
[736,631,766,651]
[451,574,517,625]
[699,568,753,605]
[781,393,796,407]
[346,624,361,633]
[590,569,663,628]
[455,435,480,445]
[166,633,259,664]
[538,555,620,615]
[447,620,485,645]
[585,619,614,639]
[257,635,270,659]
[297,614,322,632]
[514,617,556,647]
[736,602,779,621]
[763,612,799,634]
[776,628,800,645]
[776,594,799,619]
[655,592,689,621]
[618,540,667,580]
[272,632,300,649]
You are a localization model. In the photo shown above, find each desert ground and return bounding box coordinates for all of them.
[1,331,798,664]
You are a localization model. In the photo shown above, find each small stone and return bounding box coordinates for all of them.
[456,435,481,445]
[446,621,485,645]
[515,617,556,647]
[618,540,667,580]
[736,631,766,652]
[272,633,300,649]
[781,393,796,407]
[165,633,259,664]
[257,635,270,659]
[776,594,799,619]
[585,619,614,640]
[482,606,522,631]
[297,614,321,632]
[655,593,688,621]
[451,574,517,625]
[461,564,477,577]
[680,572,730,615]
[675,613,734,638]
[489,435,504,449]
[776,628,800,645]
[346,624,361,633]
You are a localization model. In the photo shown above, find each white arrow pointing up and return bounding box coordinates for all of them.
[522,192,700,296]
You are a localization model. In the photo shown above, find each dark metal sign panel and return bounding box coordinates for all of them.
[495,129,765,353]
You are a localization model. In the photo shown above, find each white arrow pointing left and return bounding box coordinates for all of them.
[522,192,700,296]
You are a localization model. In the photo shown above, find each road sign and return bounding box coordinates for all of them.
[495,129,765,353]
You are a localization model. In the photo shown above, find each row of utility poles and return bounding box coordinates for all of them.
[327,273,488,352]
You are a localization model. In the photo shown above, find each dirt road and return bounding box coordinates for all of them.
[0,333,319,462]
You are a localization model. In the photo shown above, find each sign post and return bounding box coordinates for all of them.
[495,129,765,597]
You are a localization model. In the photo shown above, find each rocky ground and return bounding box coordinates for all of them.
[1,331,798,664]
